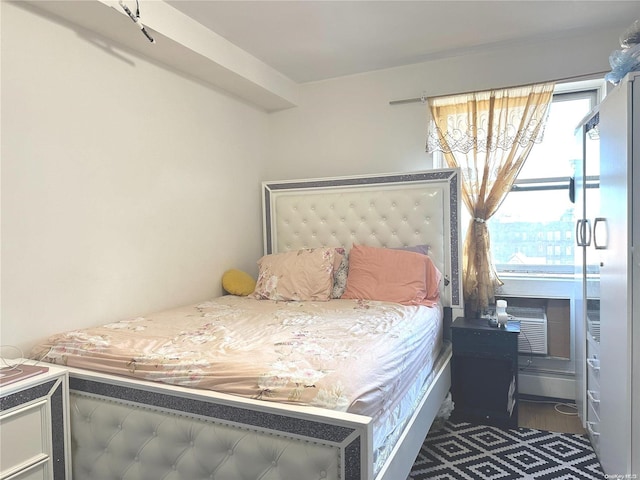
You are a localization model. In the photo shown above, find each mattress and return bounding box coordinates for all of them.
[32,295,442,420]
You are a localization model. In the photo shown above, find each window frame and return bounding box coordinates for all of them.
[493,88,600,276]
[432,81,604,278]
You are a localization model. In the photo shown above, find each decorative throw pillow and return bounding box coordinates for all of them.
[393,244,441,304]
[341,244,441,306]
[331,249,349,299]
[222,269,256,296]
[251,247,338,301]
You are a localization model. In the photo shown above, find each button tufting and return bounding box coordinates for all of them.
[227,449,233,455]
[320,470,327,478]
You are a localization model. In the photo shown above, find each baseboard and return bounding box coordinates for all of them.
[518,371,575,400]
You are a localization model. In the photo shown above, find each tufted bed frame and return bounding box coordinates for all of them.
[66,168,463,480]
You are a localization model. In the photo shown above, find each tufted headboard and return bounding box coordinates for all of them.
[261,168,462,311]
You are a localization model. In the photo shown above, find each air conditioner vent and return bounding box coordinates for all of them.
[508,306,547,355]
[507,306,545,320]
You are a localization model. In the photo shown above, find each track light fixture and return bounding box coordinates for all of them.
[119,0,155,43]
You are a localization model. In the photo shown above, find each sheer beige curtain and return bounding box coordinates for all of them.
[427,82,555,314]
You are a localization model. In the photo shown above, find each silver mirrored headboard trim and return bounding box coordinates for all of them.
[262,169,461,308]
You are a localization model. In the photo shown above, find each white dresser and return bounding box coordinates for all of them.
[0,361,69,480]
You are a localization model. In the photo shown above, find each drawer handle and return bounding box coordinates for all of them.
[587,390,600,405]
[587,358,600,372]
[586,421,600,437]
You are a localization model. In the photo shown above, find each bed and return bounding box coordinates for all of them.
[32,168,463,480]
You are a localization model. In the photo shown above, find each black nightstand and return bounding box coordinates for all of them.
[450,316,520,428]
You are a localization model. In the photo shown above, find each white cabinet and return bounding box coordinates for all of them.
[0,362,69,480]
[573,106,602,456]
[585,71,640,475]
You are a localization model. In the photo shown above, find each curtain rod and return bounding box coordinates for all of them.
[388,70,609,106]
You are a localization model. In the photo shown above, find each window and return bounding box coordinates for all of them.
[488,87,599,275]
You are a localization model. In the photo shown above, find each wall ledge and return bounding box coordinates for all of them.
[25,0,299,112]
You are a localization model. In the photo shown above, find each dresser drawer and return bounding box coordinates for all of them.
[587,356,600,382]
[0,362,69,480]
[586,404,601,457]
[7,461,47,480]
[0,400,48,476]
[452,329,517,356]
[587,389,601,419]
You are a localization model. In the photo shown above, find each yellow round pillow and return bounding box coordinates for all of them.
[222,269,256,296]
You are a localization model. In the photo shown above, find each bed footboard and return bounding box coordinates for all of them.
[66,343,451,480]
[68,374,369,480]
[70,393,344,480]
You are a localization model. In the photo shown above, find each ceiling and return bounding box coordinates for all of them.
[165,1,640,83]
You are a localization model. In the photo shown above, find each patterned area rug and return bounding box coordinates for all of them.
[409,420,604,480]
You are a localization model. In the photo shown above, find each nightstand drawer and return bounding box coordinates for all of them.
[7,461,47,480]
[452,329,517,356]
[0,361,69,480]
[0,400,48,475]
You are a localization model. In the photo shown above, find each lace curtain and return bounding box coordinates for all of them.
[427,82,555,314]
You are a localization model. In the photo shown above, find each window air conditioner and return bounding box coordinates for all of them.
[508,306,548,355]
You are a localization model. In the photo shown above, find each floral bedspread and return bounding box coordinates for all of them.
[32,296,442,417]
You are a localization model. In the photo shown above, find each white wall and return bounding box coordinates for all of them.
[1,2,269,354]
[267,26,621,181]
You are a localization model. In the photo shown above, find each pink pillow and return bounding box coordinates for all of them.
[341,244,441,306]
[251,248,340,301]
